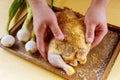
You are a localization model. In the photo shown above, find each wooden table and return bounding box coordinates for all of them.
[0,0,120,80]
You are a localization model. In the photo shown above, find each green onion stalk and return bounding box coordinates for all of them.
[25,28,37,54]
[16,0,32,42]
[1,0,23,47]
[50,0,54,9]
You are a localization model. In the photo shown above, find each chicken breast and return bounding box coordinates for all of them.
[48,8,91,75]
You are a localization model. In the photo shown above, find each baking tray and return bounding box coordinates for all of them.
[0,7,120,80]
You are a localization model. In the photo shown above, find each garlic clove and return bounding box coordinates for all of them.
[17,28,30,42]
[1,34,15,47]
[25,40,37,54]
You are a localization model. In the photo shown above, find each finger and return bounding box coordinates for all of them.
[85,23,96,43]
[36,37,47,60]
[91,25,108,48]
[34,24,47,60]
[49,20,64,40]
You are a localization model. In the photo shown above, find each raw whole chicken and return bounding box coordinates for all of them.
[48,8,91,75]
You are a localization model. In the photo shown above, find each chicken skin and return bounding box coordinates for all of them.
[48,8,91,75]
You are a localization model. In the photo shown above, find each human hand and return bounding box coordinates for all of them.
[84,4,108,48]
[29,1,64,59]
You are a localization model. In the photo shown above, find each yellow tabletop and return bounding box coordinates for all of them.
[0,0,120,80]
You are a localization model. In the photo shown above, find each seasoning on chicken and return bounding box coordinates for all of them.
[48,8,91,75]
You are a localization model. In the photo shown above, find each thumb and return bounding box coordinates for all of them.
[85,23,95,43]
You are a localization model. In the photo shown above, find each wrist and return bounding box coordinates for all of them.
[27,0,47,5]
[27,0,48,12]
[90,0,109,9]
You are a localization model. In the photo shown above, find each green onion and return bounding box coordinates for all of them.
[31,28,35,41]
[1,0,23,47]
[50,0,54,9]
[25,28,37,54]
[16,0,32,42]
[6,0,23,34]
[22,0,32,29]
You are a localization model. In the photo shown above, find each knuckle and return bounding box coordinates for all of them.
[87,31,93,36]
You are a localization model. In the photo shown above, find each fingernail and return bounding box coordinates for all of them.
[87,38,93,43]
[57,35,64,40]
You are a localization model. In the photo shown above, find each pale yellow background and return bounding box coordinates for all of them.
[0,0,120,80]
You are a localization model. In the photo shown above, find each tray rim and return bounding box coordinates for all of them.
[101,41,120,80]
